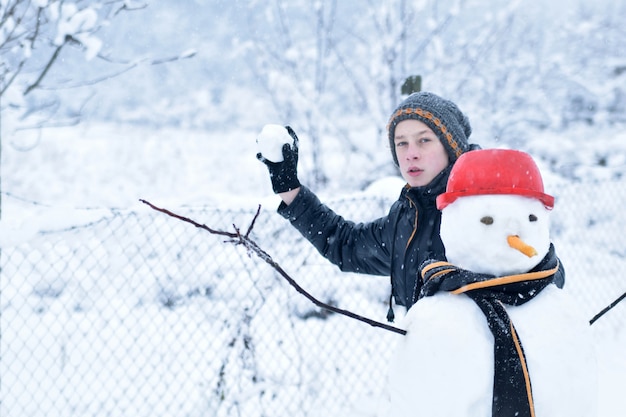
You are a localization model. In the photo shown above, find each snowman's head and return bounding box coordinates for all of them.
[437,149,554,276]
[440,194,551,276]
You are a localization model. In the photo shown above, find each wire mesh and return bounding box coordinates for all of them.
[1,180,624,416]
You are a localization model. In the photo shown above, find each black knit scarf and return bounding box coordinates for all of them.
[417,244,560,417]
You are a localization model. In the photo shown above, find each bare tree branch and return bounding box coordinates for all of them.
[24,42,65,95]
[33,50,198,91]
[140,199,407,336]
[590,290,626,326]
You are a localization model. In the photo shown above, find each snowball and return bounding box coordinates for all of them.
[256,124,293,162]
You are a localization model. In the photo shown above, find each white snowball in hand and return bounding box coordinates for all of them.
[256,124,293,162]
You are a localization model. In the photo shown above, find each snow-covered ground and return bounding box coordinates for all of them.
[1,122,624,416]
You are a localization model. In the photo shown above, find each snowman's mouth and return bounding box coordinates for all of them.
[507,235,537,257]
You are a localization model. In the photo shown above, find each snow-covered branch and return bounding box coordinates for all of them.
[1,0,197,133]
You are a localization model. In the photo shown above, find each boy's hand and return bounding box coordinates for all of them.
[257,126,301,194]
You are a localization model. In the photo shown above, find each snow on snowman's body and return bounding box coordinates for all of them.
[507,285,597,416]
[388,194,597,417]
[389,292,494,416]
[256,124,294,162]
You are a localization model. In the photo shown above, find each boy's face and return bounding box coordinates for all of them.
[394,119,450,187]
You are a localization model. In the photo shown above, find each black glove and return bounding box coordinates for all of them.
[256,126,301,194]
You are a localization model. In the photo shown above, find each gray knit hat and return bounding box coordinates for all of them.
[387,92,472,166]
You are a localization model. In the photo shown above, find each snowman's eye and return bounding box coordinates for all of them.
[480,216,494,225]
[529,214,538,222]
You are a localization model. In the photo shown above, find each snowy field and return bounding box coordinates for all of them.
[1,122,625,416]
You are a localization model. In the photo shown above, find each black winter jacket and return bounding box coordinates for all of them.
[277,166,453,309]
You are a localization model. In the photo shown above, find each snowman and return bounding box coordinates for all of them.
[387,149,597,417]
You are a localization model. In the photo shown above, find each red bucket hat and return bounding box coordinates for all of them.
[436,149,555,210]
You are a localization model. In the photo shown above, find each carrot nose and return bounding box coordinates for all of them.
[507,235,538,257]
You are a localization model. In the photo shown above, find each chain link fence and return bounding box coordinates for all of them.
[1,179,625,417]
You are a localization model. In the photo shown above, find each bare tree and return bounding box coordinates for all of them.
[0,0,196,221]
[242,1,626,190]
[0,1,139,218]
[1,1,148,102]
[243,0,468,190]
[242,0,338,188]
